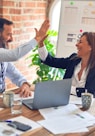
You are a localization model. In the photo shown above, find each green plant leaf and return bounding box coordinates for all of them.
[28,30,65,84]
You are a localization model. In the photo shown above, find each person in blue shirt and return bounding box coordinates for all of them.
[0,18,49,62]
[0,18,49,97]
[38,32,95,97]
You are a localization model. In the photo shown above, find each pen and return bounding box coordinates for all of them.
[0,120,12,123]
[75,113,84,119]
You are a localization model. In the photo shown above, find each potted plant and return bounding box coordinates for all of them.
[28,30,65,84]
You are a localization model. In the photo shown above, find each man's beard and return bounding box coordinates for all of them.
[0,36,12,49]
[0,36,6,48]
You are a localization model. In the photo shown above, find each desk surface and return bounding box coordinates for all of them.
[0,98,95,136]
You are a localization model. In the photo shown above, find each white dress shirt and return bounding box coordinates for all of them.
[38,46,48,61]
[72,62,88,88]
[0,39,37,62]
[38,46,88,89]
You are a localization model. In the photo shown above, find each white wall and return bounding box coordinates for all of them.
[56,0,95,57]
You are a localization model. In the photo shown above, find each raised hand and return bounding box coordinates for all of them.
[35,19,50,43]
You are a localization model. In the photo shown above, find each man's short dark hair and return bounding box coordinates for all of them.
[0,18,13,31]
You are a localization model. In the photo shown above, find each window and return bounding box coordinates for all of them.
[49,0,61,31]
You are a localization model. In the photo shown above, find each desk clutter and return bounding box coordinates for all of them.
[38,103,95,135]
[0,94,95,135]
[0,116,41,136]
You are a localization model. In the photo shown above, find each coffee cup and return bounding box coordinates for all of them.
[81,92,93,110]
[3,91,14,108]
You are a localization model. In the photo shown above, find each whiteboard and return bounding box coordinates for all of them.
[56,0,95,57]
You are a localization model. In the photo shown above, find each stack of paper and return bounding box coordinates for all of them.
[38,104,95,134]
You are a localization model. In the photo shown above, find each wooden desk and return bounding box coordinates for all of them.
[0,98,95,136]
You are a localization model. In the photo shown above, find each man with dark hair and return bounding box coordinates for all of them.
[0,18,49,97]
[0,18,13,30]
[0,18,49,62]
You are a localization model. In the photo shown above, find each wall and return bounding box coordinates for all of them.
[56,0,95,58]
[0,0,48,89]
[46,0,55,17]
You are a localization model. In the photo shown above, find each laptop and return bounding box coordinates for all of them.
[22,78,72,110]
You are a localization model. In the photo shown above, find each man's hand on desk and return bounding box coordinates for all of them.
[14,83,35,97]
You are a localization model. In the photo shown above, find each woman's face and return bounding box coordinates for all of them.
[76,35,91,58]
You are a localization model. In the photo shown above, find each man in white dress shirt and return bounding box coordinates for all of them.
[0,18,49,97]
[0,18,49,62]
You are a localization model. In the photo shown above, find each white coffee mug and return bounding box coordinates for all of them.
[3,91,14,107]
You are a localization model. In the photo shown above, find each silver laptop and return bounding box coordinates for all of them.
[22,78,72,110]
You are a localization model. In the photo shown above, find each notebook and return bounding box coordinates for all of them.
[22,78,72,110]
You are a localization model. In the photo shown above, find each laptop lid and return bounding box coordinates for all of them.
[23,78,72,110]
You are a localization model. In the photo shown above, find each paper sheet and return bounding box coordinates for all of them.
[39,104,80,119]
[14,92,34,100]
[38,115,93,134]
[0,92,34,100]
[39,104,95,134]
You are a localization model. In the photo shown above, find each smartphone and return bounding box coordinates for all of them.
[7,121,32,131]
[76,87,85,97]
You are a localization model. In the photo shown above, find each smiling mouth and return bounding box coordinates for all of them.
[7,39,12,42]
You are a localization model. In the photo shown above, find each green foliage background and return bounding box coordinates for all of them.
[28,30,65,84]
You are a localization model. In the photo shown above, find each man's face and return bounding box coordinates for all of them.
[2,24,13,44]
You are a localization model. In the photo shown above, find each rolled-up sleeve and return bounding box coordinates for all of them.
[38,46,48,61]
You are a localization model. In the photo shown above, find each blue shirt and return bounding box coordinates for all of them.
[0,62,27,92]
